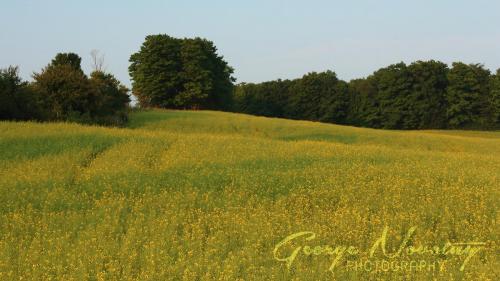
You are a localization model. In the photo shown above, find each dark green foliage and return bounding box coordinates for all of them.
[0,66,25,120]
[287,71,348,123]
[0,66,40,120]
[446,63,491,129]
[357,61,449,129]
[233,71,349,124]
[176,38,212,108]
[51,53,83,73]
[407,60,448,129]
[489,70,500,128]
[129,35,182,108]
[370,62,413,129]
[1,52,129,126]
[2,44,499,130]
[233,79,292,117]
[346,77,380,127]
[89,71,131,126]
[28,53,130,125]
[33,63,94,121]
[179,38,235,110]
[129,34,234,109]
[232,60,497,130]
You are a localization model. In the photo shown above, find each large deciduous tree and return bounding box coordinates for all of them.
[129,35,182,108]
[446,63,490,128]
[129,34,234,109]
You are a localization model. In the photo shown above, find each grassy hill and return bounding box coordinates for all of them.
[0,110,498,280]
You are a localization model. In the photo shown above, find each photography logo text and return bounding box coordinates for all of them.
[273,226,486,275]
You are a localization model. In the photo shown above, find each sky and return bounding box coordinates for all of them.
[1,0,500,89]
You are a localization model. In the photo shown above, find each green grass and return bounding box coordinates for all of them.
[0,109,499,280]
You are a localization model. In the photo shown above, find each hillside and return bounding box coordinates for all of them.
[0,110,499,280]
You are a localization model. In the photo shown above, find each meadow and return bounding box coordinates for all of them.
[0,109,498,280]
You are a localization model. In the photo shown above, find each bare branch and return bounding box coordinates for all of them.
[90,49,106,72]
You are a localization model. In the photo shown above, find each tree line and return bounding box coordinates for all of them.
[2,34,500,130]
[1,52,130,126]
[1,34,235,126]
[233,61,500,130]
[128,35,499,130]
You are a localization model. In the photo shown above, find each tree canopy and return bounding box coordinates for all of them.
[0,66,39,120]
[446,63,491,128]
[33,56,94,121]
[129,34,235,109]
[0,52,131,126]
[233,61,499,130]
[1,38,499,130]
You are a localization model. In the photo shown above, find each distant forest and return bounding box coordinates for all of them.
[1,34,499,130]
[233,62,500,130]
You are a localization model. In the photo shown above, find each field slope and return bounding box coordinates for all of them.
[0,110,499,280]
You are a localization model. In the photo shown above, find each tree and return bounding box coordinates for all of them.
[33,65,93,121]
[230,60,499,130]
[370,62,415,129]
[175,38,213,108]
[406,60,448,129]
[90,49,106,72]
[89,71,130,125]
[489,69,500,128]
[51,53,83,73]
[446,63,490,128]
[0,66,23,119]
[32,53,96,121]
[2,52,129,125]
[191,38,235,110]
[362,61,449,129]
[286,71,348,123]
[129,35,184,108]
[129,34,234,109]
[232,79,292,117]
[0,66,39,120]
[346,77,380,128]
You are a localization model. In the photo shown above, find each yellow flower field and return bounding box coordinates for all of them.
[0,110,498,280]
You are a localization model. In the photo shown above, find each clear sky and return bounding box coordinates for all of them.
[1,0,500,88]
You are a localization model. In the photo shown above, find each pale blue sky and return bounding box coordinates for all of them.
[1,0,500,88]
